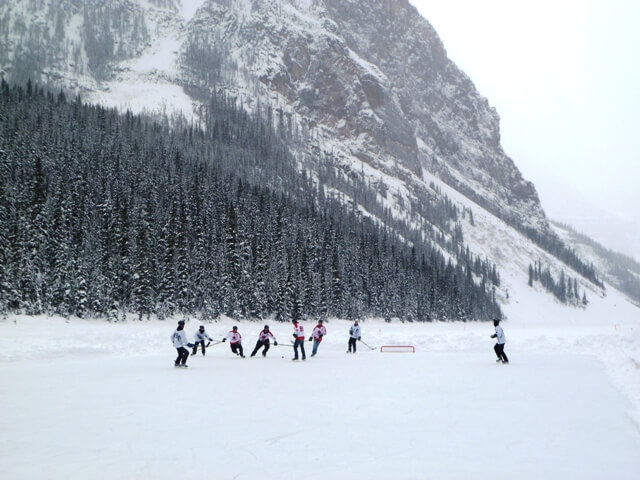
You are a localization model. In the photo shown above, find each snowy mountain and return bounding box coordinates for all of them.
[551,220,640,307]
[0,0,544,225]
[0,0,636,316]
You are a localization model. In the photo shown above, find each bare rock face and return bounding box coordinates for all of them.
[179,0,547,234]
[0,0,550,237]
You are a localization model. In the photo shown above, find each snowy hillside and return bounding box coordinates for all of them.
[551,221,640,307]
[0,0,627,316]
[1,1,638,476]
[1,312,639,479]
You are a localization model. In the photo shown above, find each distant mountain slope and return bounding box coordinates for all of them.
[0,0,548,233]
[0,0,618,316]
[552,221,640,306]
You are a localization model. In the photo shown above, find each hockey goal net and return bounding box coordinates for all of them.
[380,345,415,353]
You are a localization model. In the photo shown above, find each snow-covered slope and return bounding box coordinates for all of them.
[0,0,544,227]
[551,221,640,307]
[175,0,547,232]
[0,0,637,317]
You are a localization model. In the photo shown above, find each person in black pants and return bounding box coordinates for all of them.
[223,326,245,358]
[192,325,213,356]
[348,320,361,353]
[170,320,193,368]
[491,319,509,364]
[251,325,278,357]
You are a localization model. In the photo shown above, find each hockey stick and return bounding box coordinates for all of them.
[206,340,224,347]
[358,339,376,350]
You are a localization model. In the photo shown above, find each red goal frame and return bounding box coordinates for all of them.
[380,345,415,353]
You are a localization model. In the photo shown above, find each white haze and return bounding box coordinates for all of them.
[178,0,207,20]
[411,0,640,260]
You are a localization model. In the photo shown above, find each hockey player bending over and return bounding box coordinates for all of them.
[223,326,245,358]
[250,325,278,357]
[193,325,213,356]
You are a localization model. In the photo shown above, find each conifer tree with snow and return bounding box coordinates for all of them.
[0,81,503,322]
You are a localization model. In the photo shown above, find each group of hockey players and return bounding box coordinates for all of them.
[170,318,365,368]
[171,317,508,368]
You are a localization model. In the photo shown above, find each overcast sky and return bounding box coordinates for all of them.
[410,0,640,260]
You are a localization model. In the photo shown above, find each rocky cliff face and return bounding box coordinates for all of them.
[177,0,548,235]
[0,0,550,251]
[323,0,541,220]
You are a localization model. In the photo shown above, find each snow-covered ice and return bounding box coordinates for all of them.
[1,314,639,480]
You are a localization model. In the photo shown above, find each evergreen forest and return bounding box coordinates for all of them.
[0,81,502,322]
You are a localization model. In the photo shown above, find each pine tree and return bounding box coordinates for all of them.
[0,82,504,321]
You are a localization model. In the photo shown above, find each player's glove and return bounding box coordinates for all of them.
[222,338,227,342]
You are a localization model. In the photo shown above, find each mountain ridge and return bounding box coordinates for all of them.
[1,0,629,314]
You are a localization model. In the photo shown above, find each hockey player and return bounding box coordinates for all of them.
[291,319,306,361]
[491,319,509,364]
[250,325,278,357]
[347,319,361,353]
[222,326,245,358]
[192,325,214,356]
[309,319,327,357]
[171,320,193,368]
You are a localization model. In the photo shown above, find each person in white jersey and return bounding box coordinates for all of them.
[309,319,327,357]
[192,325,214,356]
[171,320,193,368]
[291,319,306,361]
[250,325,278,357]
[490,319,509,364]
[347,320,361,353]
[223,325,245,358]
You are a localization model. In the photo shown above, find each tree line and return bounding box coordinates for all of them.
[0,80,502,322]
[528,261,588,306]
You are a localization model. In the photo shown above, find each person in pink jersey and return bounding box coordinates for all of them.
[250,325,278,357]
[222,325,245,358]
[309,319,327,357]
[291,319,306,361]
